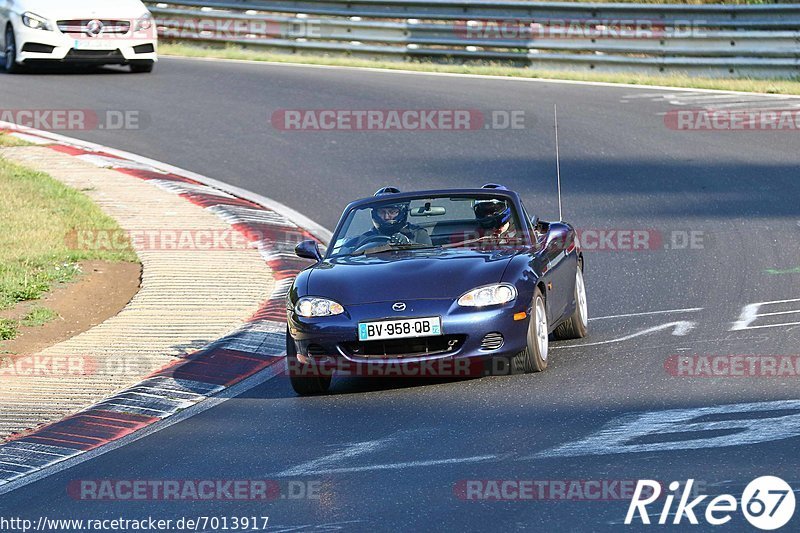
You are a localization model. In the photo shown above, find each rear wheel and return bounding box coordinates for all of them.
[286,328,331,396]
[511,287,548,373]
[553,266,589,340]
[129,60,154,73]
[4,26,21,74]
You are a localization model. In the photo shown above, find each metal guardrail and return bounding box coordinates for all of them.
[145,1,800,79]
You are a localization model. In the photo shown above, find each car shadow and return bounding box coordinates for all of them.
[236,371,480,400]
[330,375,476,395]
[3,64,130,75]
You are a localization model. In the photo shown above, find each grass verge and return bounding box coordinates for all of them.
[0,320,17,341]
[0,144,138,313]
[21,307,59,328]
[160,42,800,96]
[534,1,777,3]
[0,308,59,341]
[0,133,34,147]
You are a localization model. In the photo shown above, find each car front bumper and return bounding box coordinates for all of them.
[14,24,157,64]
[288,298,531,373]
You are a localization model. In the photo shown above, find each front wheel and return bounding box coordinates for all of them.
[553,266,589,340]
[129,60,154,73]
[511,287,548,373]
[4,26,21,74]
[286,328,331,396]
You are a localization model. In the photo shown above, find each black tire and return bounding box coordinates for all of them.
[553,265,589,340]
[286,328,331,396]
[511,287,548,373]
[4,26,21,74]
[129,60,154,73]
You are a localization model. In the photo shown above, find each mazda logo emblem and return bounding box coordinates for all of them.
[86,19,104,37]
[392,302,406,312]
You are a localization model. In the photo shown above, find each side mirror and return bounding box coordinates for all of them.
[545,226,570,254]
[295,240,323,262]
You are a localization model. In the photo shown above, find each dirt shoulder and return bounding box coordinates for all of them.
[0,260,141,356]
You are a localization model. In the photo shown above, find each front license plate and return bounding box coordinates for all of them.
[358,317,442,342]
[74,39,114,50]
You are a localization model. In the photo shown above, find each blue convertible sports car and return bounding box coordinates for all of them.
[286,184,588,395]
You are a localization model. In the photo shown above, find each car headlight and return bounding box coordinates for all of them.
[134,13,153,32]
[458,284,517,307]
[22,12,53,31]
[295,297,345,318]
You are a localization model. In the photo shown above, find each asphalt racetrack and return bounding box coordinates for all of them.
[1,57,799,531]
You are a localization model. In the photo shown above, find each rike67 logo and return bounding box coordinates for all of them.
[626,477,795,530]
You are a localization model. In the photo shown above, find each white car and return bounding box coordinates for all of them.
[1,0,157,73]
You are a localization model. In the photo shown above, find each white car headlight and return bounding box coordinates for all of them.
[458,284,517,307]
[22,12,53,31]
[135,13,153,32]
[296,297,345,318]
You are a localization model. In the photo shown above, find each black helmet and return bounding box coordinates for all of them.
[473,184,512,230]
[371,187,409,235]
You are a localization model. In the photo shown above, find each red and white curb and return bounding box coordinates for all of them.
[0,123,330,493]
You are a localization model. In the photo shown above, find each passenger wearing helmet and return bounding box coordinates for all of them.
[448,184,519,248]
[474,198,512,232]
[469,197,519,246]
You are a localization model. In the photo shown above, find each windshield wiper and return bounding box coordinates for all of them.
[353,243,438,256]
[441,235,497,249]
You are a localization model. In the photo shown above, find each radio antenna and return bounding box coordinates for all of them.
[554,104,563,222]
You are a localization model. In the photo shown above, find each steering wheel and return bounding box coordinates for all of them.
[353,235,392,253]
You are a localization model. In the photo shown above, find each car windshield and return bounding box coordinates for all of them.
[328,194,525,258]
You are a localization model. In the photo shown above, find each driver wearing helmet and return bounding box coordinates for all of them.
[346,187,432,250]
[366,199,432,244]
